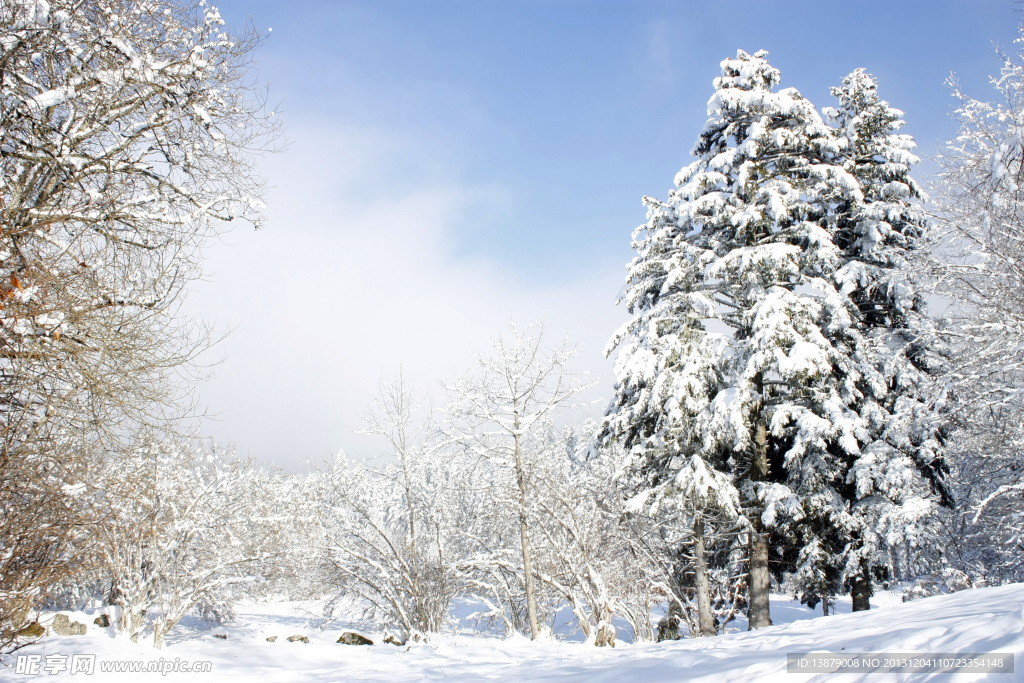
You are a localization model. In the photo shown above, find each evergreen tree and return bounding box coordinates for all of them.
[605,49,865,629]
[821,69,951,610]
[604,53,952,630]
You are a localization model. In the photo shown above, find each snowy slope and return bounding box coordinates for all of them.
[8,584,1023,682]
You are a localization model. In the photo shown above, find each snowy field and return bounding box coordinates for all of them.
[6,584,1023,682]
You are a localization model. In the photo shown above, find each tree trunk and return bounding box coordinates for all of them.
[747,398,773,630]
[851,562,872,612]
[513,432,541,639]
[656,599,682,641]
[153,621,165,650]
[593,602,616,647]
[400,447,422,631]
[518,512,540,637]
[748,530,772,629]
[693,517,716,637]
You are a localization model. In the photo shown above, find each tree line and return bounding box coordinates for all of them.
[2,0,1024,652]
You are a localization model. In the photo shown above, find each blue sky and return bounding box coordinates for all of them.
[192,1,1022,468]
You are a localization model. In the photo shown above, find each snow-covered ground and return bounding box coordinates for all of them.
[6,584,1023,682]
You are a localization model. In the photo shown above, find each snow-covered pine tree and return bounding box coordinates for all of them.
[604,49,870,630]
[821,69,951,611]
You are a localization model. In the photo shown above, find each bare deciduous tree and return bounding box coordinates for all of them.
[95,440,272,649]
[443,322,591,640]
[929,28,1024,582]
[0,0,280,649]
[317,373,458,642]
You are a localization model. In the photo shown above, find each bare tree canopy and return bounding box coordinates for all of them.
[0,0,280,648]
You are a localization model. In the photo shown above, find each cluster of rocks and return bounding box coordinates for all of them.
[260,630,380,645]
[13,612,108,639]
[24,614,393,649]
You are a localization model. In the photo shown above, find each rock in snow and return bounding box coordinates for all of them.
[50,614,87,636]
[337,631,374,646]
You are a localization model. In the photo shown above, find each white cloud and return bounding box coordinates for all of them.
[642,20,683,90]
[185,120,625,469]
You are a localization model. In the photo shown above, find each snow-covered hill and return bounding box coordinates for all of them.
[8,584,1023,682]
